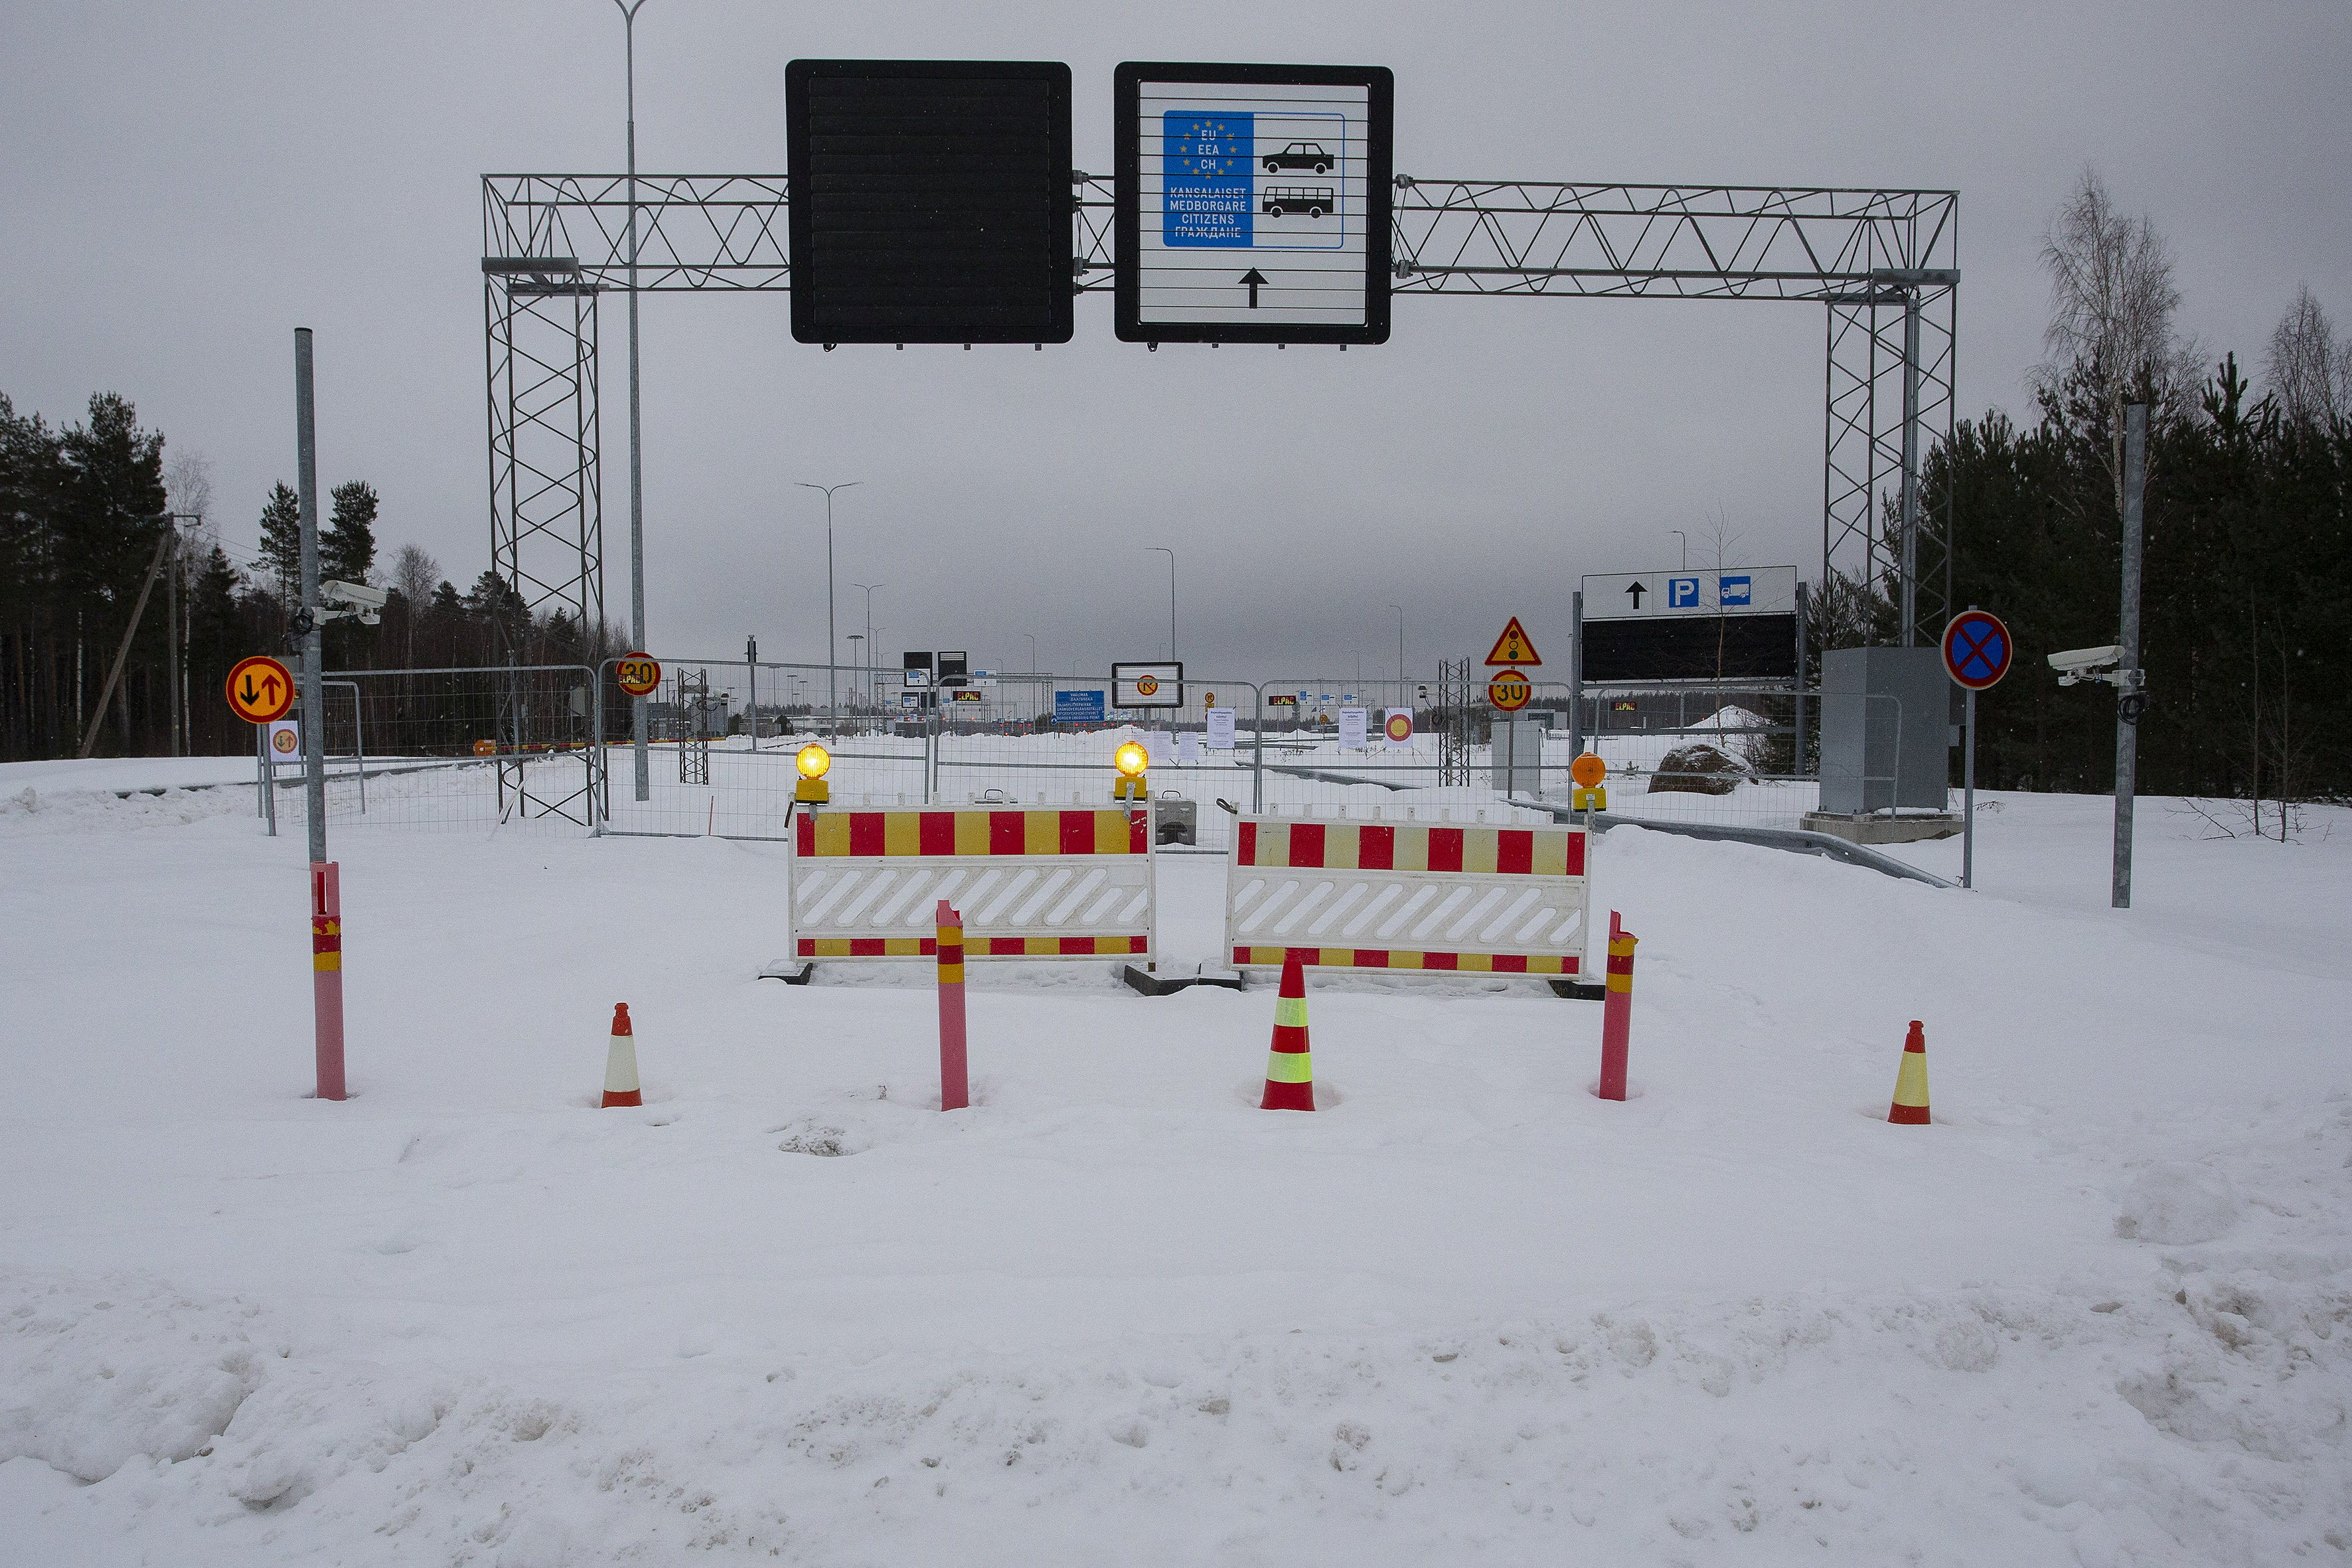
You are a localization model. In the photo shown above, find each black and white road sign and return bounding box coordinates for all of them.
[1579,567,1798,621]
[1114,63,1393,345]
[1578,566,1802,684]
[786,60,1074,345]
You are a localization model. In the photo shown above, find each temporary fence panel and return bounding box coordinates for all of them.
[789,805,1158,968]
[1225,815,1591,978]
[300,665,599,833]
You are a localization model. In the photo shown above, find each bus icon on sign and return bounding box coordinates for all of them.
[1719,574,1751,605]
[1668,577,1701,609]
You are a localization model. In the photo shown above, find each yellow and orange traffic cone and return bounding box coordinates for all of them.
[602,1002,643,1108]
[1887,1020,1930,1124]
[1260,951,1316,1111]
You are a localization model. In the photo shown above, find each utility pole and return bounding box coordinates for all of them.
[1387,603,1405,703]
[295,330,327,868]
[615,0,654,801]
[2113,403,2148,909]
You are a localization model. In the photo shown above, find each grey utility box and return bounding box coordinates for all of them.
[1817,647,1950,813]
[1491,716,1547,797]
[1154,794,1198,846]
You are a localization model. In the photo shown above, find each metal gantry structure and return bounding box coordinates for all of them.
[481,169,1957,665]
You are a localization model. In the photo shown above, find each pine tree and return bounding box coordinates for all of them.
[257,482,301,599]
[324,480,378,586]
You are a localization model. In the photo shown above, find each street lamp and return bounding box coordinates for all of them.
[1386,603,1404,697]
[1144,546,1176,661]
[852,582,882,724]
[613,0,655,801]
[1670,528,1687,570]
[797,481,858,726]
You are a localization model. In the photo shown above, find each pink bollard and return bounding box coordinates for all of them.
[935,899,969,1111]
[1597,909,1636,1101]
[311,862,347,1101]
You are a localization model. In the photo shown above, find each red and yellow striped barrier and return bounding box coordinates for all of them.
[1225,815,1591,981]
[789,805,1157,971]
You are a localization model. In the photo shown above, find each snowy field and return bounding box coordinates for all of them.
[3,761,2347,1564]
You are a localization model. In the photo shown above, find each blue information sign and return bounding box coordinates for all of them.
[1163,112,1253,247]
[1055,689,1107,724]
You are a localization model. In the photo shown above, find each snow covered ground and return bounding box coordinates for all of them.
[3,765,2347,1564]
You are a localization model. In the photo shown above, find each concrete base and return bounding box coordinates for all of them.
[1800,811,1962,845]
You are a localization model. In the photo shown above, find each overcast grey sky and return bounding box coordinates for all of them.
[4,1,2346,680]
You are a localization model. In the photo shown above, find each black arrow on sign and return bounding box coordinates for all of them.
[240,676,261,704]
[1240,268,1268,307]
[1625,582,1646,609]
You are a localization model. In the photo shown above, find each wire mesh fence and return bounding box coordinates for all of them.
[246,658,1947,845]
[270,665,601,834]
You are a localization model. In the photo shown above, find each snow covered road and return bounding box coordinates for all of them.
[3,776,2346,1563]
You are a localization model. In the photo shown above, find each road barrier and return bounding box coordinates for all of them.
[1223,816,1592,984]
[780,805,1157,975]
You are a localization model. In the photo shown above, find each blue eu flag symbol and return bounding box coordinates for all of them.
[1164,111,1253,247]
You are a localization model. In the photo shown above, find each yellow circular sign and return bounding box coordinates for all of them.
[224,655,295,724]
[615,655,663,697]
[271,725,301,756]
[1384,710,1414,743]
[1487,669,1533,712]
[473,739,498,757]
[1571,751,1607,788]
[1135,675,1160,698]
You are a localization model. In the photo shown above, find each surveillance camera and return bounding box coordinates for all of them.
[323,580,390,611]
[2047,645,2121,686]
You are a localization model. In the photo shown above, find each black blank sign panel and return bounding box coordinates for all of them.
[787,60,1074,345]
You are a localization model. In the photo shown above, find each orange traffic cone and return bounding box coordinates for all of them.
[1887,1020,1929,1124]
[1260,952,1315,1111]
[602,1003,642,1108]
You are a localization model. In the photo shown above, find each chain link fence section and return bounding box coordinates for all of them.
[294,665,599,833]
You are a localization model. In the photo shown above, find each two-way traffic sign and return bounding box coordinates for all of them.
[224,655,295,724]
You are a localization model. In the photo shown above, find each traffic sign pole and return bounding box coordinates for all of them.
[1940,607,2013,894]
[1962,686,1977,889]
[294,329,345,1102]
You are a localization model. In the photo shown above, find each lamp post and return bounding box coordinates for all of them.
[1144,546,1176,661]
[1386,603,1404,702]
[797,481,858,728]
[852,582,882,724]
[613,0,655,801]
[1670,528,1687,570]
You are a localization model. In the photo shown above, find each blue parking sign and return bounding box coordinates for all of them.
[1668,576,1701,609]
[1719,574,1751,606]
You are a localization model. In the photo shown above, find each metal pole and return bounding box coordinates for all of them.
[2113,403,2147,909]
[796,483,857,732]
[1793,580,1810,776]
[295,329,327,867]
[618,1,653,803]
[1962,685,1976,889]
[745,634,756,746]
[165,524,181,757]
[1387,603,1404,689]
[1567,589,1583,756]
[1670,528,1686,570]
[1898,291,1922,647]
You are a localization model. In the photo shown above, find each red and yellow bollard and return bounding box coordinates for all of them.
[310,861,347,1101]
[1597,909,1635,1101]
[936,899,969,1111]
